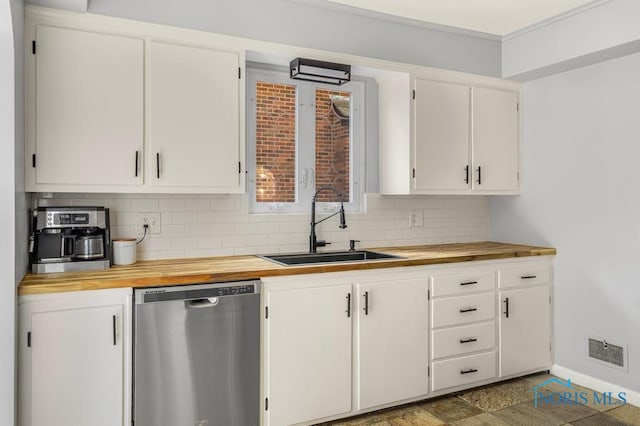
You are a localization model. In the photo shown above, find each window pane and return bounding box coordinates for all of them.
[255,81,297,203]
[315,89,351,202]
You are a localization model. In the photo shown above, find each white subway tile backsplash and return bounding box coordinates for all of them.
[38,193,489,260]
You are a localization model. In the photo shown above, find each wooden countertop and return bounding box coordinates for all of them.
[18,241,556,295]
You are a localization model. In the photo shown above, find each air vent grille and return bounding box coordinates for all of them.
[588,338,624,367]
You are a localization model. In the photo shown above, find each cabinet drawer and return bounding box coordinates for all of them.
[432,293,495,328]
[432,351,497,391]
[499,266,551,288]
[432,321,495,360]
[431,271,495,297]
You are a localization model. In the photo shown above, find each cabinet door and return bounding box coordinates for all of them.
[30,304,124,426]
[413,79,470,192]
[472,87,519,191]
[356,278,429,410]
[147,41,242,191]
[265,285,352,426]
[33,25,143,186]
[499,286,551,377]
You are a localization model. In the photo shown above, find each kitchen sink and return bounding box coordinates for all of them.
[259,250,404,266]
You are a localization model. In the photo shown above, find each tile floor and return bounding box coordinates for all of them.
[318,373,640,425]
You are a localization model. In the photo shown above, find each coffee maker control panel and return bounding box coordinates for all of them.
[37,208,105,230]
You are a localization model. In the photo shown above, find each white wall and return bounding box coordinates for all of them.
[503,0,640,80]
[36,194,489,260]
[490,52,640,390]
[0,0,16,423]
[85,0,502,77]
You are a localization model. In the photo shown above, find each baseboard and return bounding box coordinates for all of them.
[551,364,640,407]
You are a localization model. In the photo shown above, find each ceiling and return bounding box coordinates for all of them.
[325,0,602,37]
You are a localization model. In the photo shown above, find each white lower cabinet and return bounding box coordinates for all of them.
[263,282,353,426]
[499,266,552,377]
[262,258,553,425]
[356,278,429,410]
[18,288,132,426]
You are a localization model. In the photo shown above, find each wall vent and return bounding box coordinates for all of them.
[588,338,625,368]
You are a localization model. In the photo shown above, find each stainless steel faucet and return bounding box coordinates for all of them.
[309,186,347,253]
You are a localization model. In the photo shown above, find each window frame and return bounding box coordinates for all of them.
[247,66,365,214]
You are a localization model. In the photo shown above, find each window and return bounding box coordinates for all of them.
[248,67,364,213]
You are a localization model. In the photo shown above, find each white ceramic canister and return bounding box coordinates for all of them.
[112,238,137,265]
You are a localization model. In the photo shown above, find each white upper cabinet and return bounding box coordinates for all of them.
[147,41,242,192]
[472,87,519,192]
[380,72,521,195]
[413,80,470,192]
[412,79,520,194]
[29,25,144,189]
[25,8,245,193]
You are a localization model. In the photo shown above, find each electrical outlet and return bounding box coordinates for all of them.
[138,213,161,234]
[408,210,424,228]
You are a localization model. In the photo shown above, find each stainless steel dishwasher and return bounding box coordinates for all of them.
[133,280,260,426]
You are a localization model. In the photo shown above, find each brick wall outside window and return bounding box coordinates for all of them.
[255,81,296,202]
[255,82,351,204]
[315,89,350,202]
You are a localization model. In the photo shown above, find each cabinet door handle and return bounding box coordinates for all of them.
[459,307,478,313]
[134,151,139,177]
[460,368,478,375]
[346,294,351,318]
[156,153,160,179]
[476,166,482,185]
[464,165,470,184]
[460,338,478,344]
[112,315,117,346]
[363,291,369,315]
[504,297,510,318]
[521,275,537,280]
[460,281,478,286]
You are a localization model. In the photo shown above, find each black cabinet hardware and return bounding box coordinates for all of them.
[521,275,537,279]
[112,315,117,346]
[460,368,478,375]
[346,294,351,318]
[504,297,510,318]
[27,331,31,347]
[459,307,478,313]
[412,168,415,179]
[363,291,369,315]
[460,281,477,286]
[32,154,36,168]
[476,166,482,185]
[464,165,469,184]
[156,153,160,179]
[135,151,139,177]
[32,40,36,55]
[460,338,478,344]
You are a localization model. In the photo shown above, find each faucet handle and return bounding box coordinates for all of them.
[316,240,331,248]
[349,239,360,251]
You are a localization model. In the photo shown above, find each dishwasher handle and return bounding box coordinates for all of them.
[185,297,220,309]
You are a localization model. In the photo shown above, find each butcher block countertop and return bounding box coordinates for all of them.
[18,241,556,295]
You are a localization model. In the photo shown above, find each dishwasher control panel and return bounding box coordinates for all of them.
[136,280,260,304]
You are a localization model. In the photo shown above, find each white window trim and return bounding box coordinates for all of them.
[247,67,365,214]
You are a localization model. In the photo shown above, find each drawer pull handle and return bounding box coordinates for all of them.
[459,307,478,313]
[504,297,510,318]
[461,368,478,375]
[460,338,478,344]
[460,281,478,286]
[363,291,369,316]
[521,275,537,279]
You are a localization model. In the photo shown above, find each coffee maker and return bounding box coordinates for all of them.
[29,206,112,273]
